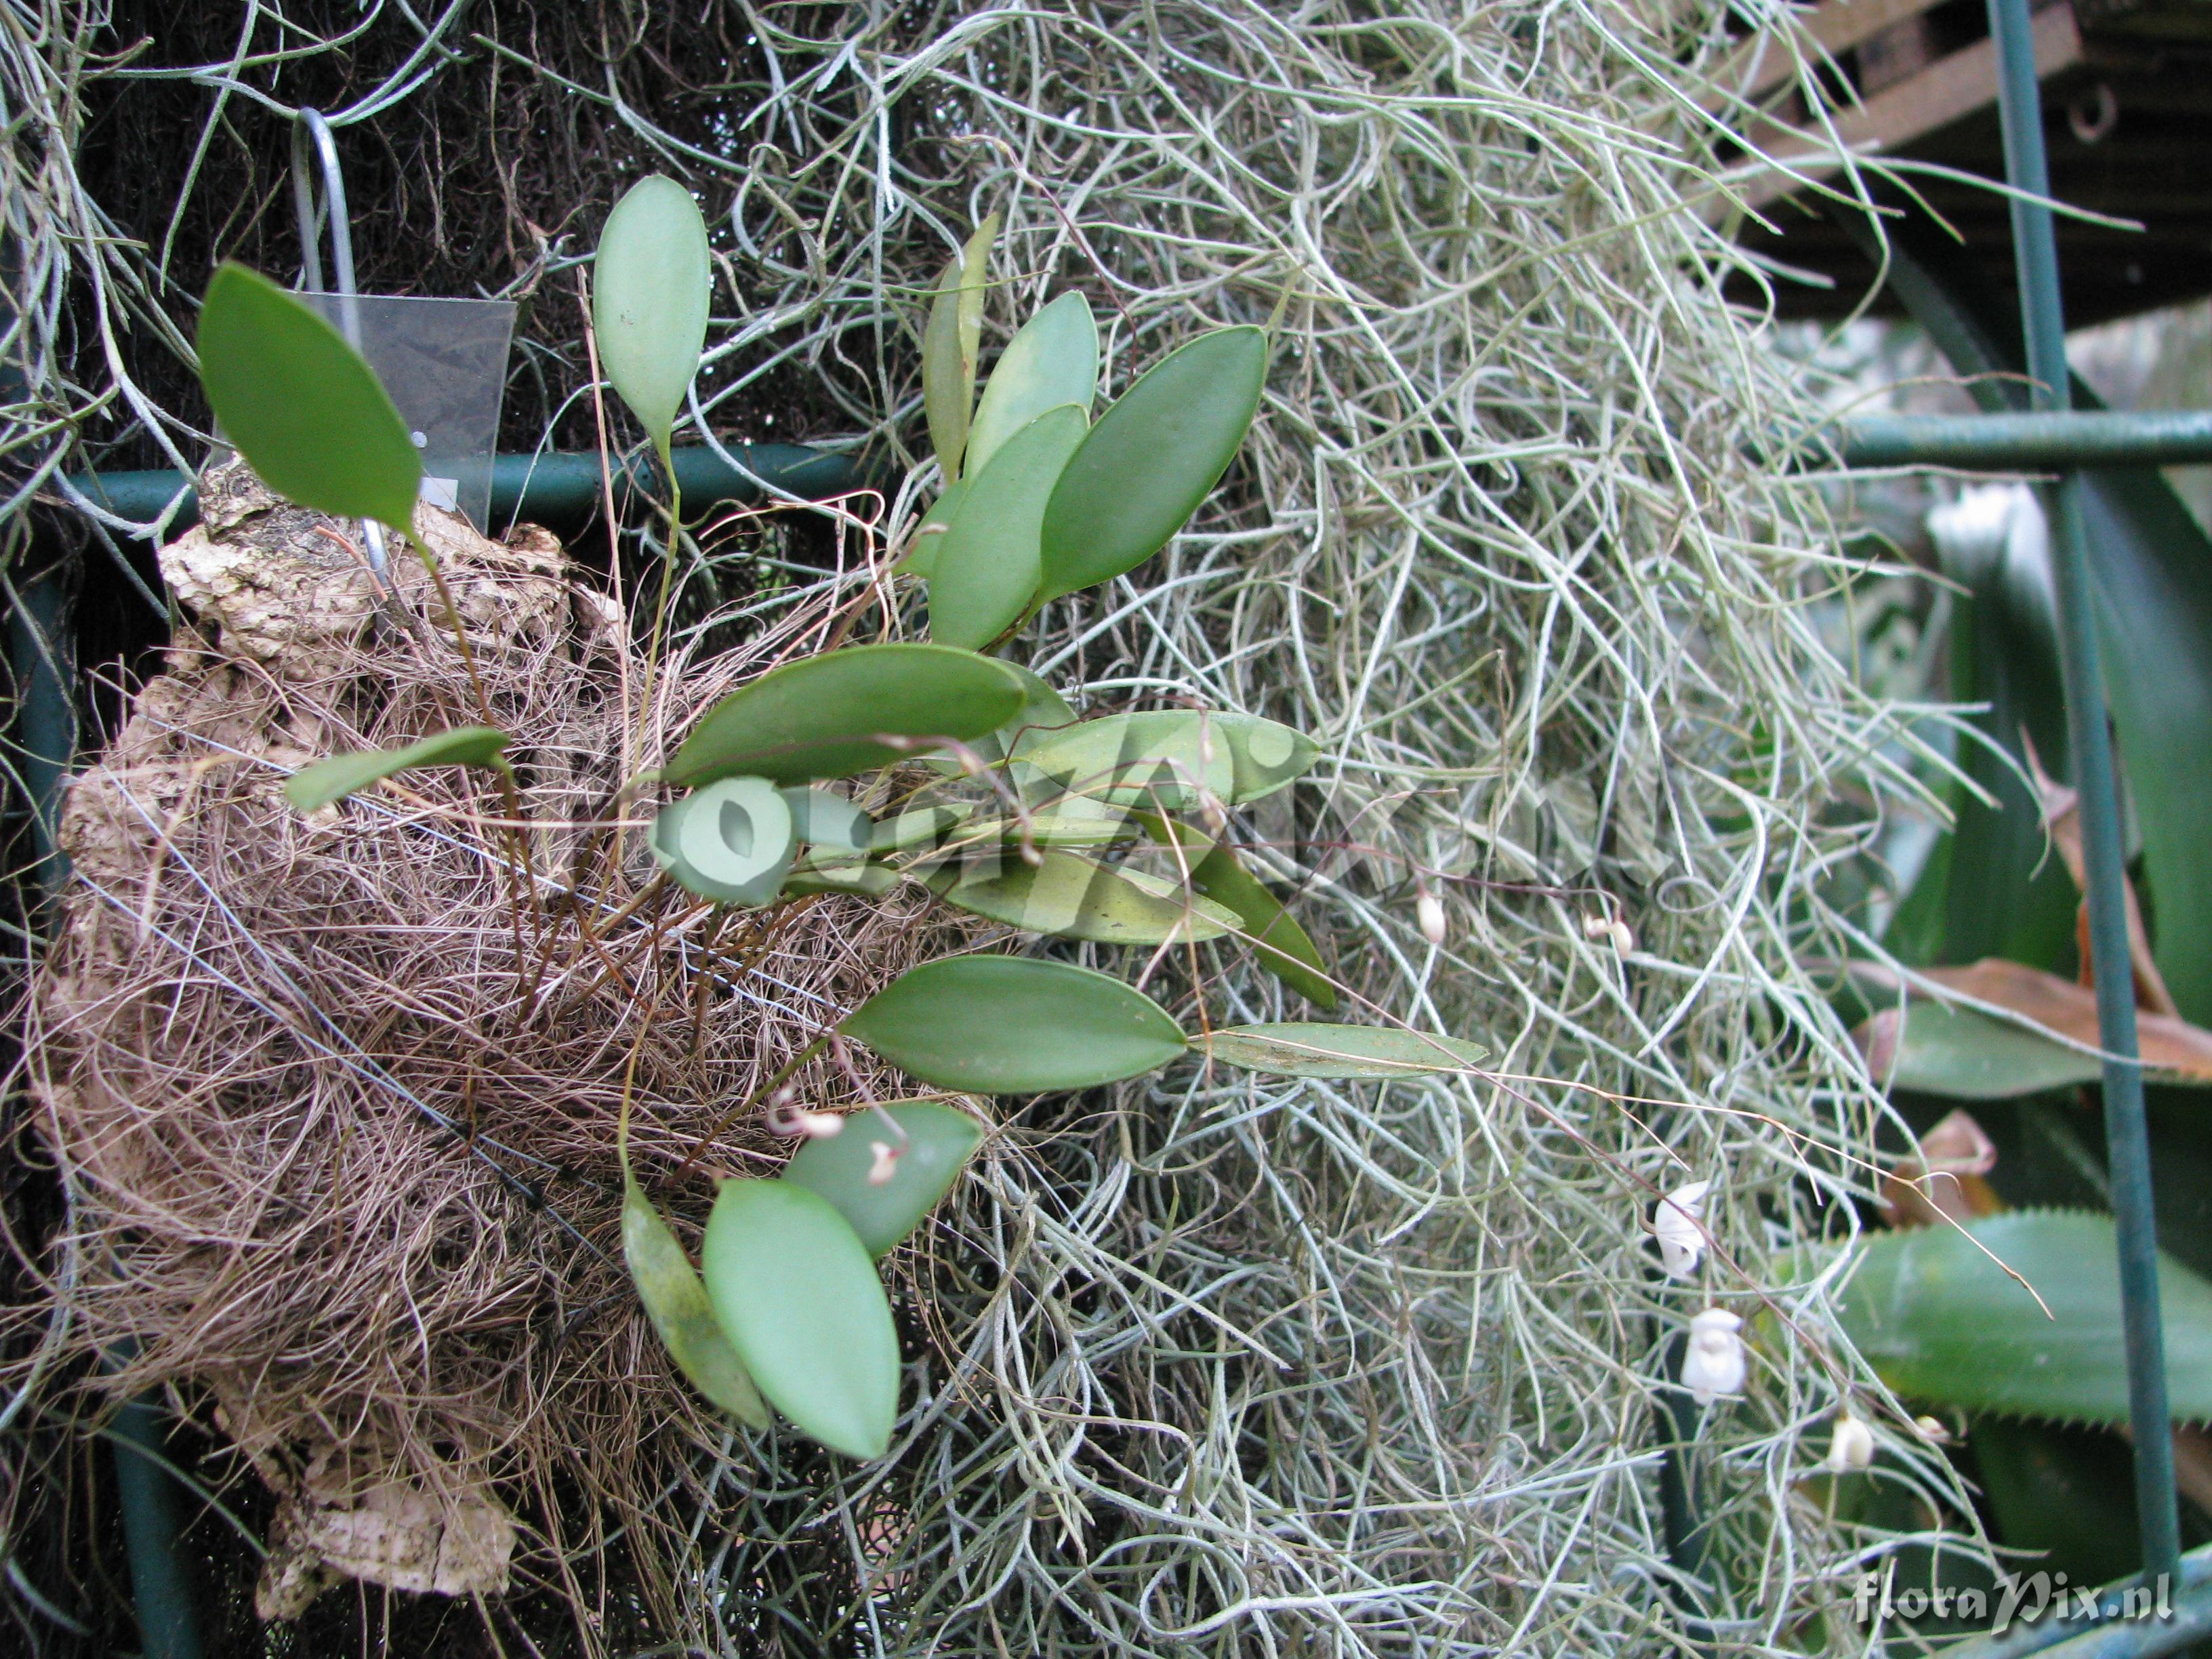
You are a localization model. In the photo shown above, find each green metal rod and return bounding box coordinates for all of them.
[1832,411,2212,470]
[1938,1542,2212,1658]
[60,441,867,532]
[1987,0,2182,1584]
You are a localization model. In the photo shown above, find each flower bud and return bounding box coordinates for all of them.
[1682,1307,1745,1406]
[1825,1412,1875,1473]
[1914,1415,1952,1444]
[1418,890,1447,946]
[1653,1179,1711,1278]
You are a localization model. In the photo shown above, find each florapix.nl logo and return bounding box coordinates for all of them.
[1852,1563,2174,1635]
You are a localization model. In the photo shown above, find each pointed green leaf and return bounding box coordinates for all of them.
[701,1179,899,1459]
[927,848,1240,944]
[286,726,510,811]
[1831,1210,2212,1426]
[925,661,1079,777]
[197,263,421,531]
[1140,813,1336,1008]
[929,404,1088,650]
[920,216,998,483]
[663,644,1025,787]
[1200,1023,1486,1080]
[871,801,974,854]
[785,1101,984,1257]
[970,802,1133,847]
[899,479,968,579]
[1039,326,1267,600]
[783,861,899,899]
[1870,1003,2106,1099]
[593,176,710,455]
[840,956,1187,1092]
[1020,710,1314,809]
[966,293,1099,477]
[621,1174,770,1427]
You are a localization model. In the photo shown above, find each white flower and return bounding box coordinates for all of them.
[1682,1307,1745,1406]
[1417,890,1448,946]
[1582,912,1635,954]
[1654,1179,1712,1278]
[867,1140,900,1186]
[1825,1412,1875,1473]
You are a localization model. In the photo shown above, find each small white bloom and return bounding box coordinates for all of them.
[867,1140,900,1186]
[1417,890,1448,946]
[769,1101,844,1139]
[1825,1412,1875,1473]
[1682,1307,1745,1406]
[1654,1179,1711,1279]
[1582,912,1635,954]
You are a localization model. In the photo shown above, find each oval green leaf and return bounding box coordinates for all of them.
[930,405,1088,650]
[701,1178,899,1460]
[1832,1210,2212,1426]
[928,848,1240,944]
[965,293,1099,477]
[784,1100,985,1257]
[872,801,975,854]
[1140,813,1336,1008]
[899,479,968,579]
[286,726,510,811]
[1020,710,1314,809]
[621,1174,770,1427]
[1200,1023,1486,1079]
[197,263,421,532]
[663,644,1027,787]
[1038,325,1267,600]
[840,955,1187,1092]
[593,176,710,455]
[783,861,899,900]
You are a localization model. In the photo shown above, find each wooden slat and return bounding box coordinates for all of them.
[1716,0,1951,103]
[1740,3,2083,210]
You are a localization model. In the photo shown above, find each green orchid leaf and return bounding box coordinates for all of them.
[648,777,796,907]
[899,479,968,579]
[1200,1023,1486,1080]
[1139,813,1336,1008]
[920,215,998,483]
[592,176,711,457]
[840,955,1187,1092]
[621,1172,770,1427]
[964,292,1099,477]
[925,662,1079,777]
[926,848,1240,944]
[779,787,872,852]
[663,644,1026,787]
[968,802,1133,848]
[1039,325,1267,600]
[784,1100,984,1257]
[1019,710,1315,809]
[929,404,1088,650]
[783,861,899,900]
[197,263,422,532]
[700,1179,899,1460]
[1831,1210,2212,1426]
[871,802,974,854]
[286,726,510,811]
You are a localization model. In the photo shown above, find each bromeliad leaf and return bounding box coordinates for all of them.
[1020,710,1315,808]
[286,726,511,811]
[920,216,998,483]
[926,848,1240,944]
[620,1173,770,1427]
[928,404,1088,651]
[592,176,711,459]
[1039,325,1267,600]
[840,956,1187,1092]
[785,1100,984,1257]
[662,644,1026,786]
[700,1179,899,1460]
[964,293,1099,477]
[1139,813,1336,1008]
[1200,1023,1486,1079]
[197,263,422,533]
[1832,1210,2212,1426]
